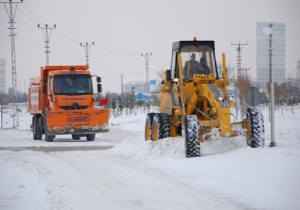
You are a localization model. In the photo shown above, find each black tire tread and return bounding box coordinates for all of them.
[184,115,201,158]
[86,134,95,141]
[33,115,43,140]
[246,107,265,148]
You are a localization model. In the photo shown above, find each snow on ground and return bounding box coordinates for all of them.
[0,104,300,210]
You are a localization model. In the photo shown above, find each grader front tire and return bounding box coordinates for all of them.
[184,115,201,158]
[246,107,265,148]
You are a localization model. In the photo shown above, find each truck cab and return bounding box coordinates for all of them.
[28,65,108,142]
[48,70,95,111]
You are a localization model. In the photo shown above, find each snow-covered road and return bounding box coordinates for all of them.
[1,106,300,210]
[1,149,244,210]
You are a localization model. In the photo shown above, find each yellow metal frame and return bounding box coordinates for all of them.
[158,51,248,141]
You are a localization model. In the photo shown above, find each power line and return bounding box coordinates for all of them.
[8,1,148,60]
[18,6,39,24]
[17,33,40,47]
[22,1,44,23]
[55,28,81,44]
[152,55,169,62]
[94,43,140,56]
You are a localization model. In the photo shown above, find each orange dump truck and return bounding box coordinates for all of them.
[28,65,109,142]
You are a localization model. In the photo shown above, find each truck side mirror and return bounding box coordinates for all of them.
[97,84,102,93]
[97,76,101,83]
[42,78,47,94]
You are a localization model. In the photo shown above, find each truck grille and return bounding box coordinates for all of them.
[60,105,88,110]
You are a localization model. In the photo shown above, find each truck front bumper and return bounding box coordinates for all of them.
[46,108,109,135]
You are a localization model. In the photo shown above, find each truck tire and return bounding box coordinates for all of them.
[184,115,201,158]
[246,107,265,148]
[44,113,54,142]
[72,134,81,140]
[33,116,42,140]
[145,113,156,141]
[152,113,170,141]
[86,134,95,141]
[45,132,54,142]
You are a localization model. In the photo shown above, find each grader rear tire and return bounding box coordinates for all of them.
[152,113,170,141]
[246,107,265,148]
[184,115,201,158]
[145,113,155,141]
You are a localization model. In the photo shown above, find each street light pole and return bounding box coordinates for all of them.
[265,24,276,147]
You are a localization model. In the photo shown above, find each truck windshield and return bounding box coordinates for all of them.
[53,74,93,95]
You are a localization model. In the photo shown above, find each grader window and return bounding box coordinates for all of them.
[179,45,217,80]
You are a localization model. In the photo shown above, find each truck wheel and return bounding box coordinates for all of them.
[184,115,201,158]
[86,134,95,141]
[246,107,265,148]
[145,113,155,141]
[33,116,42,140]
[44,113,54,142]
[152,113,170,141]
[45,133,54,142]
[72,134,81,140]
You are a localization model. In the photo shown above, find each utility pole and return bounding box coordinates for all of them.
[1,0,23,128]
[141,53,152,96]
[38,24,56,66]
[120,73,124,96]
[231,41,248,79]
[1,94,3,128]
[80,42,94,66]
[231,41,248,120]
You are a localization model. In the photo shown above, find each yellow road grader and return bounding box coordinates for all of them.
[145,40,265,157]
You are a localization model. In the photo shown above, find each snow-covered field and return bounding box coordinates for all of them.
[0,104,299,210]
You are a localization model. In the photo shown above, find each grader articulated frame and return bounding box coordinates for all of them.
[145,40,264,157]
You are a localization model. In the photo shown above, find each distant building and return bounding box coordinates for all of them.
[123,80,159,95]
[124,81,149,94]
[256,22,285,83]
[149,80,159,94]
[0,58,5,93]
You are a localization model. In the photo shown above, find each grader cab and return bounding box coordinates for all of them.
[145,40,265,157]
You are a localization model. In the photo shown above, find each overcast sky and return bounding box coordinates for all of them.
[1,0,299,93]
